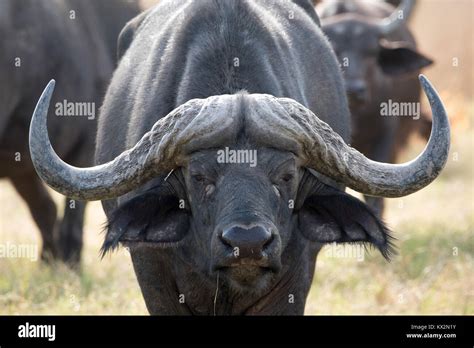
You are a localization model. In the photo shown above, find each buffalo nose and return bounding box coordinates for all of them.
[221,226,273,259]
[346,80,368,102]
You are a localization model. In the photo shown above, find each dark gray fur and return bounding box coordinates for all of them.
[96,0,394,315]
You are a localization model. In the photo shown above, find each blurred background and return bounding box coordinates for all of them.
[0,0,472,314]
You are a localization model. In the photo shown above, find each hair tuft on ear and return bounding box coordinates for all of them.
[100,183,189,258]
[298,186,397,261]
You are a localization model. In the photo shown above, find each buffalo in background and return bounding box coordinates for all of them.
[316,0,434,216]
[0,0,139,266]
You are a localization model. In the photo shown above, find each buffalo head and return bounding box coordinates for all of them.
[319,0,433,106]
[29,75,449,292]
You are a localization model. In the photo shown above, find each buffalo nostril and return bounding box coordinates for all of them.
[220,225,273,259]
[263,233,274,248]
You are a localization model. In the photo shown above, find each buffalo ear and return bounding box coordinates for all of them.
[117,9,151,61]
[292,0,321,26]
[102,189,189,256]
[378,39,433,76]
[298,188,395,260]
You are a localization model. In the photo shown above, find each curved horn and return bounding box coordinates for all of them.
[377,0,416,35]
[278,74,450,197]
[31,75,449,201]
[29,80,207,201]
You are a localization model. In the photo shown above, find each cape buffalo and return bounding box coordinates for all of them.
[316,0,434,216]
[0,0,139,265]
[29,0,449,314]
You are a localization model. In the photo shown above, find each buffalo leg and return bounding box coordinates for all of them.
[57,198,86,267]
[10,174,58,261]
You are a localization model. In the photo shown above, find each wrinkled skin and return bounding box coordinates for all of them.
[106,134,393,315]
[116,146,322,314]
[317,0,433,216]
[98,0,393,315]
[0,0,139,265]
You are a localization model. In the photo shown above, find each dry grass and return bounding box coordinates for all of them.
[306,128,474,314]
[0,0,472,315]
[1,124,472,315]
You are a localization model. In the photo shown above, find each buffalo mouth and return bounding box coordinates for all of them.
[212,257,281,289]
[347,94,369,109]
[215,265,276,289]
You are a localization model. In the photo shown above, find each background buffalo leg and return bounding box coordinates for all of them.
[58,198,86,267]
[10,173,57,261]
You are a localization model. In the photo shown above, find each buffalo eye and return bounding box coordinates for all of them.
[191,173,215,185]
[272,171,296,198]
[190,173,215,198]
[281,173,294,183]
[273,173,295,189]
[192,174,207,183]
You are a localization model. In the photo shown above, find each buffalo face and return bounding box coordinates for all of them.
[185,147,297,290]
[321,15,433,109]
[29,84,449,296]
[105,144,395,293]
